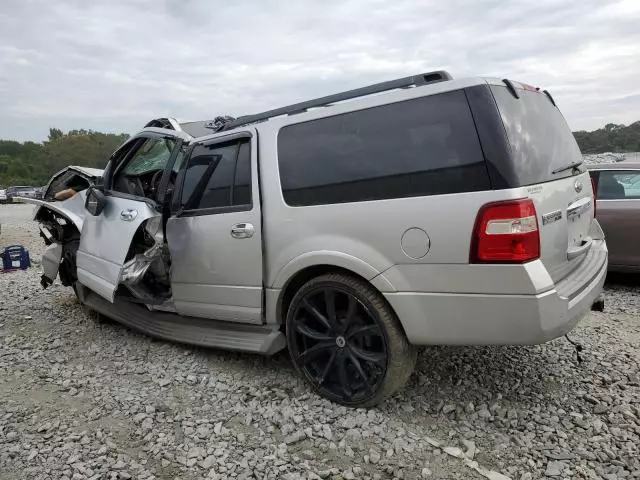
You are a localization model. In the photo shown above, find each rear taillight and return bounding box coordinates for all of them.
[471,199,540,263]
[591,177,597,217]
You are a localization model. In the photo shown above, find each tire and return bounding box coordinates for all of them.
[286,273,417,407]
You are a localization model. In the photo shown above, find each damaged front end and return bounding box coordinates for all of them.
[34,202,83,289]
[16,170,174,309]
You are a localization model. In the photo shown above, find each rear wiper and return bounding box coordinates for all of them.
[552,161,583,174]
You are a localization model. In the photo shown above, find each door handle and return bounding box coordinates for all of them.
[231,223,254,239]
[120,208,138,221]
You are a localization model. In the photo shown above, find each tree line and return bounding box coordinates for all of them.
[573,121,640,154]
[0,128,128,187]
[1,121,639,187]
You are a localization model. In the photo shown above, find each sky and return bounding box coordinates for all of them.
[0,0,639,142]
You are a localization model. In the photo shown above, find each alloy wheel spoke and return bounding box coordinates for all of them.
[346,324,379,340]
[301,298,331,331]
[296,341,335,365]
[295,322,333,341]
[346,347,371,391]
[336,352,353,398]
[349,343,386,367]
[317,348,338,385]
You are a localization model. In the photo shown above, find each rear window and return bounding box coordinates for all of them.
[490,85,584,186]
[277,90,490,206]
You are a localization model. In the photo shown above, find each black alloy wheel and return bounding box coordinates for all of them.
[286,273,416,407]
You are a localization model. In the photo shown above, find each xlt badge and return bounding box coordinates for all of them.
[542,210,562,225]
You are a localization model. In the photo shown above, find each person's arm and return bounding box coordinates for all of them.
[54,188,77,201]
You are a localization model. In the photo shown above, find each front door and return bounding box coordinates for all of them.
[76,130,184,301]
[165,130,264,324]
[596,169,640,269]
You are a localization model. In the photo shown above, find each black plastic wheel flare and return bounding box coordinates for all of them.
[291,287,388,403]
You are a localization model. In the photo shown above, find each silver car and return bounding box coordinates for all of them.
[20,72,607,406]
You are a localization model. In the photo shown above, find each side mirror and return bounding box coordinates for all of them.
[85,187,106,216]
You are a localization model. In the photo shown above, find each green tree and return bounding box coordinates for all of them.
[574,121,640,154]
[0,128,128,187]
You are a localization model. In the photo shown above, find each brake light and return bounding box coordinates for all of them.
[471,199,540,263]
[591,176,597,217]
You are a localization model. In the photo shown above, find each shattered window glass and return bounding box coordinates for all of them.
[123,138,175,175]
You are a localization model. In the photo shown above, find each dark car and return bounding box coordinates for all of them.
[589,161,640,272]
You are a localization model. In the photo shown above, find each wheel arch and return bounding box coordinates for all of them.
[274,263,399,335]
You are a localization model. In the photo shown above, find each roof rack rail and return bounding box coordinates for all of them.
[215,70,452,132]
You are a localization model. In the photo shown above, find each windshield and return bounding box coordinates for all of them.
[123,138,175,175]
[491,85,584,186]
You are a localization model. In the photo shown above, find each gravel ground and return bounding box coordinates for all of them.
[1,203,639,480]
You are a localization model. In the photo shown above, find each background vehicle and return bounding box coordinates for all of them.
[19,72,606,407]
[6,186,38,202]
[589,162,640,272]
[0,188,7,204]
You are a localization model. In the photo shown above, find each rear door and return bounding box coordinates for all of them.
[488,82,598,282]
[593,169,640,269]
[165,129,264,324]
[76,131,184,301]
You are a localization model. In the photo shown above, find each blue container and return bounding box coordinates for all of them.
[1,245,31,270]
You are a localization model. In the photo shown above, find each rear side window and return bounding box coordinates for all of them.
[596,170,640,199]
[277,90,490,206]
[490,85,584,186]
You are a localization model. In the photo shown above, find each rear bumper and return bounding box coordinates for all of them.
[384,240,608,345]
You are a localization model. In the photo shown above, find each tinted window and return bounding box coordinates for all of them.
[277,90,489,206]
[233,141,251,205]
[597,170,640,200]
[180,139,252,211]
[490,85,584,186]
[182,144,237,209]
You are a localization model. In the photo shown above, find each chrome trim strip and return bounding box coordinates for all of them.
[567,197,592,218]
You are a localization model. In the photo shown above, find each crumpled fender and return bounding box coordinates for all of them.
[14,192,88,233]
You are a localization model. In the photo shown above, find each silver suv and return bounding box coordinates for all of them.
[23,71,607,407]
